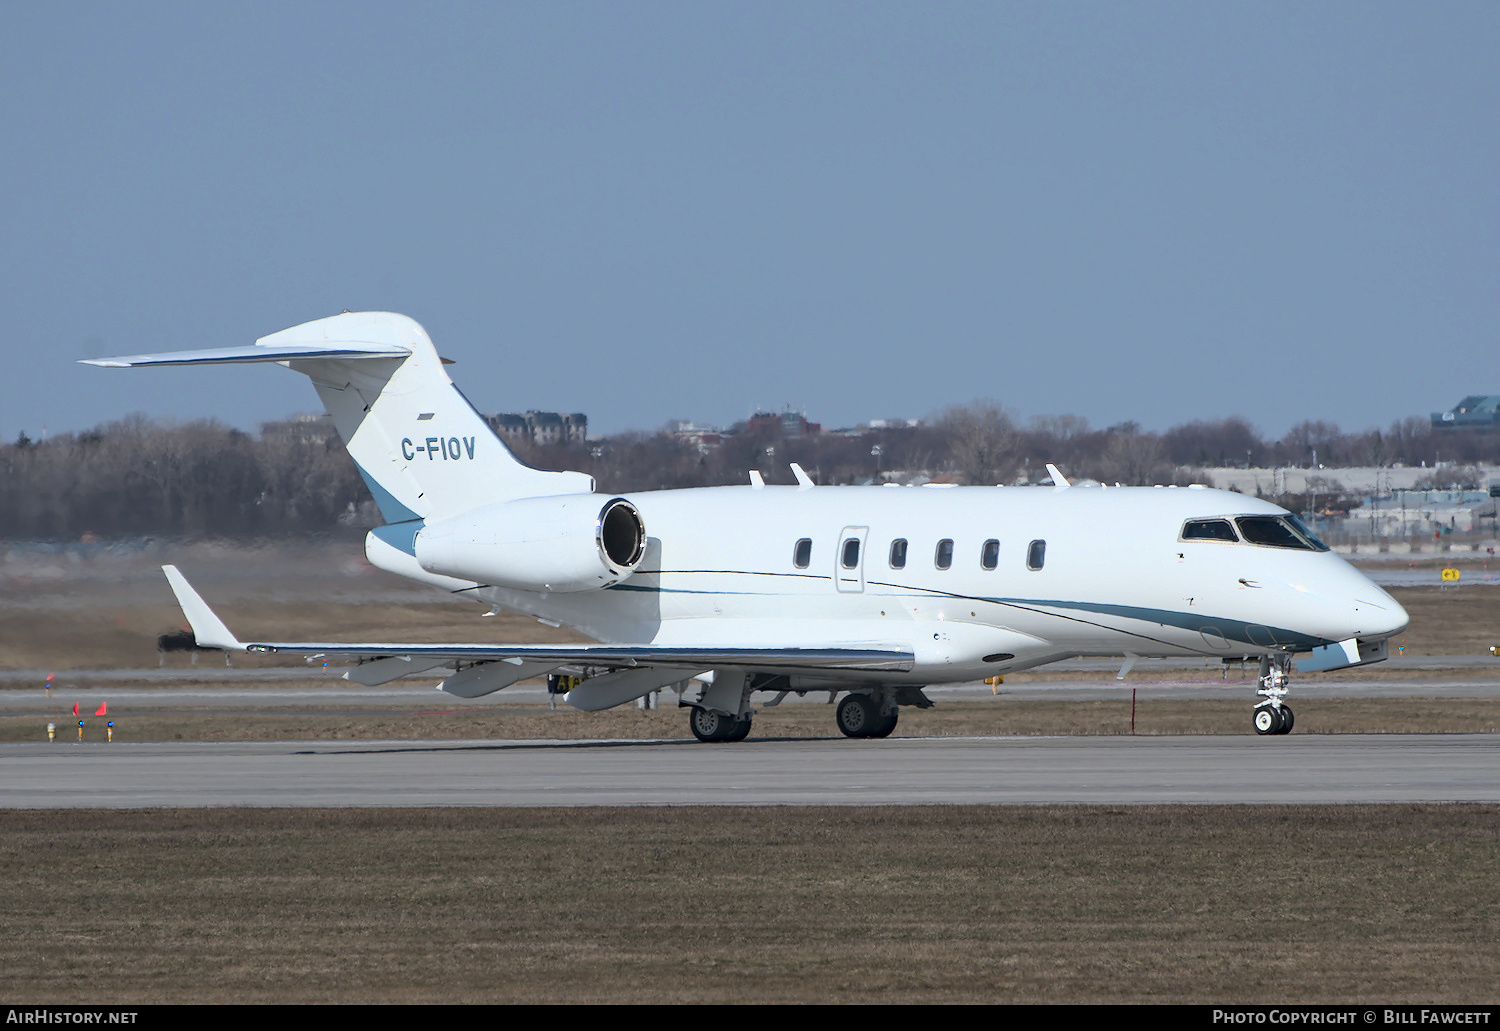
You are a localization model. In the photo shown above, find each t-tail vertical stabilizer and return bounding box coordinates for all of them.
[81,312,596,525]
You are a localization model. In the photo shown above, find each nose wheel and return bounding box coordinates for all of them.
[1253,702,1293,735]
[1252,653,1296,735]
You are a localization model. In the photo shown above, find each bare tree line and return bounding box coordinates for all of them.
[1,416,370,539]
[2,406,1493,540]
[526,407,1489,494]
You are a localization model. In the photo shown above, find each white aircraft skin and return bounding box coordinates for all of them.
[88,312,1409,741]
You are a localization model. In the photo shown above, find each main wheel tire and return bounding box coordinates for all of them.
[1253,706,1279,735]
[690,705,732,742]
[866,707,898,739]
[836,694,877,738]
[725,714,753,742]
[1277,704,1294,734]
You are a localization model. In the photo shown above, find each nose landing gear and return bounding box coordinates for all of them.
[1253,702,1293,735]
[1252,653,1295,735]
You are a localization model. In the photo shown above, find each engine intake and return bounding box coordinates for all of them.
[414,495,647,593]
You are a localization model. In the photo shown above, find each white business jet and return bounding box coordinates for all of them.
[86,312,1409,740]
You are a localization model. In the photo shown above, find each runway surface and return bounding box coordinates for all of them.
[3,734,1496,807]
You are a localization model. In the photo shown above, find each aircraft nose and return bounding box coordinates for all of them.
[1327,563,1408,641]
[1344,573,1408,640]
[1359,592,1409,639]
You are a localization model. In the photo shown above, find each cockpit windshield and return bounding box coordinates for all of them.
[1181,514,1332,553]
[1234,515,1330,552]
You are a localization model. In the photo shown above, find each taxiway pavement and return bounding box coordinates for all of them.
[2,734,1495,808]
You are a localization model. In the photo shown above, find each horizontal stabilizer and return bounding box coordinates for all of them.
[80,342,411,368]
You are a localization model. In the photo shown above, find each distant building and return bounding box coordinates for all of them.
[483,411,588,446]
[1432,396,1500,430]
[746,409,821,437]
[261,413,339,445]
[670,421,724,451]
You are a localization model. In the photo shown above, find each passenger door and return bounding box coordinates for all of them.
[836,526,868,593]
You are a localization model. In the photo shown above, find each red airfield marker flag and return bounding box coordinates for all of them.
[71,702,79,717]
[95,703,107,716]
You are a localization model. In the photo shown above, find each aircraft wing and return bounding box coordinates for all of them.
[161,566,914,674]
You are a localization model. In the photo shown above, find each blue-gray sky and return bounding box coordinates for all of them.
[3,2,1496,440]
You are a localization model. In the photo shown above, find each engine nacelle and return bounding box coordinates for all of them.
[414,495,646,593]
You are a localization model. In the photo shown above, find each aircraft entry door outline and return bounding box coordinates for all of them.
[836,526,869,593]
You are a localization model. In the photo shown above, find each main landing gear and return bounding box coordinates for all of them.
[835,691,898,739]
[681,676,928,742]
[1252,652,1295,736]
[689,705,752,743]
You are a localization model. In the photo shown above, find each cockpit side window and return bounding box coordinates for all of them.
[1236,516,1315,550]
[1182,519,1238,543]
[1284,514,1331,552]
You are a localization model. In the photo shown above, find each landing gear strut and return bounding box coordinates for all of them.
[1252,653,1295,736]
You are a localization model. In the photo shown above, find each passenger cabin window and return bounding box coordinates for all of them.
[841,538,861,569]
[981,539,1000,570]
[1028,540,1046,570]
[889,539,908,569]
[793,538,812,568]
[935,539,954,570]
[1182,519,1239,543]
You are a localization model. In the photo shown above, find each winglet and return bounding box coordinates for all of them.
[748,470,765,489]
[789,463,814,490]
[161,565,243,650]
[1046,463,1071,489]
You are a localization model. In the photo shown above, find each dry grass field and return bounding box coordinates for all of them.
[1,805,1495,1004]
